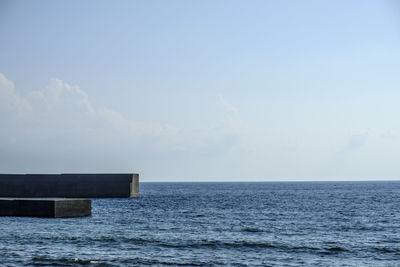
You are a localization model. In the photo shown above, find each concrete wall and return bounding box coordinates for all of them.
[0,198,91,218]
[0,173,139,198]
[54,199,92,217]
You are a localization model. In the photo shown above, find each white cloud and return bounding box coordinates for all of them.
[0,73,31,113]
[217,93,241,132]
[0,73,240,174]
[3,73,400,180]
[346,133,367,150]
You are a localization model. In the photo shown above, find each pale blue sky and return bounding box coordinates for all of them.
[1,0,400,181]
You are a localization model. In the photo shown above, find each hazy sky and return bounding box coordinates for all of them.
[1,0,400,181]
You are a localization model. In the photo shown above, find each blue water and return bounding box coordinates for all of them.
[1,182,400,266]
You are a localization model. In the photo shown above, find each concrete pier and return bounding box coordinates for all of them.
[0,173,139,198]
[0,198,91,218]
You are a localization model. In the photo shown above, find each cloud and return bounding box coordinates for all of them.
[4,73,400,180]
[30,78,94,114]
[0,73,31,113]
[346,133,367,150]
[379,130,398,140]
[217,93,241,132]
[0,73,240,173]
[0,74,176,142]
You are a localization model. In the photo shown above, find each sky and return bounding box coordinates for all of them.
[1,0,400,181]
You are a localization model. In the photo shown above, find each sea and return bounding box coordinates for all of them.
[1,181,400,266]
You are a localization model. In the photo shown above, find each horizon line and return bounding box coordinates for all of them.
[141,179,400,183]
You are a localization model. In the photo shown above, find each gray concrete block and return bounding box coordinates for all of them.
[130,174,139,197]
[0,198,91,218]
[0,173,139,198]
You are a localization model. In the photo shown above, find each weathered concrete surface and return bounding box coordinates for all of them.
[130,174,139,197]
[0,173,139,198]
[0,198,91,218]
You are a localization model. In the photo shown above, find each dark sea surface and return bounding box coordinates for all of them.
[1,182,400,266]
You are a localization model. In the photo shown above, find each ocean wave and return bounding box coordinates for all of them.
[241,227,263,233]
[30,256,105,266]
[157,240,325,252]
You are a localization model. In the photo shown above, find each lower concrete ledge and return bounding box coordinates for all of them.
[0,198,91,218]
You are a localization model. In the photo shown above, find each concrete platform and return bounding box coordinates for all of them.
[0,198,91,218]
[0,173,139,198]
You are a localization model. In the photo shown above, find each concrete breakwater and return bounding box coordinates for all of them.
[0,173,139,198]
[0,173,139,217]
[0,198,91,218]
